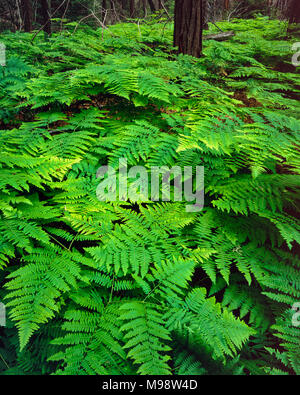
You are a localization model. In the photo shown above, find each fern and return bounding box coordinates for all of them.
[120,301,172,375]
[0,17,299,376]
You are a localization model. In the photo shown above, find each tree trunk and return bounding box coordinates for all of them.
[288,0,300,23]
[148,0,156,12]
[129,0,135,17]
[273,0,300,22]
[203,0,208,29]
[142,0,148,16]
[21,0,33,32]
[174,0,204,58]
[40,0,51,35]
[157,0,164,9]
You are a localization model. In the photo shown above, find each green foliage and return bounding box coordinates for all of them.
[0,17,299,375]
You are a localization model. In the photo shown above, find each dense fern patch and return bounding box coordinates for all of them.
[0,17,299,375]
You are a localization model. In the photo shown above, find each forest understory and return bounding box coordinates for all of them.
[0,13,299,376]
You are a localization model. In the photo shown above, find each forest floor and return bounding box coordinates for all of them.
[0,17,299,375]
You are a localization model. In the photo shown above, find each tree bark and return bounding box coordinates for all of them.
[288,0,300,23]
[148,0,156,12]
[142,0,148,16]
[157,0,164,9]
[40,0,51,35]
[203,0,208,29]
[174,0,204,58]
[273,0,300,22]
[130,0,135,17]
[21,0,33,32]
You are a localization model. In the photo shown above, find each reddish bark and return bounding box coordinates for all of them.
[174,0,204,58]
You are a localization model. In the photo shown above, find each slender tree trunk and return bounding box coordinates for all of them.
[120,0,126,11]
[157,0,164,9]
[102,0,107,22]
[174,0,204,58]
[21,0,33,32]
[148,0,156,12]
[40,0,51,35]
[142,0,148,17]
[203,0,208,29]
[130,0,135,17]
[16,0,23,30]
[4,0,17,31]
